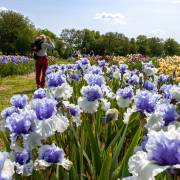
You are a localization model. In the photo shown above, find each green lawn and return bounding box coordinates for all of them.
[0,73,36,113]
[0,59,74,113]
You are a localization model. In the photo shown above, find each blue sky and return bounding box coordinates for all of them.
[1,0,180,42]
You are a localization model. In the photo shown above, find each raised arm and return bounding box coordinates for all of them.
[41,39,55,49]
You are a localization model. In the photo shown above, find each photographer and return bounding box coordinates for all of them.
[33,34,55,88]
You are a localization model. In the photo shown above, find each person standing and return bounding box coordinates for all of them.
[33,35,55,88]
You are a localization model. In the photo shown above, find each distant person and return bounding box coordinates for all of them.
[32,34,55,88]
[74,49,80,59]
[90,50,94,57]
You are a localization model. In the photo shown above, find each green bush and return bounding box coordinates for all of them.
[0,61,34,77]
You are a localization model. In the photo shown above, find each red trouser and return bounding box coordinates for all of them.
[35,56,48,88]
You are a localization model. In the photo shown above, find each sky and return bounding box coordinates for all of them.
[0,0,180,42]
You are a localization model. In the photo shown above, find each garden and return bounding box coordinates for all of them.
[0,53,180,180]
[0,7,180,180]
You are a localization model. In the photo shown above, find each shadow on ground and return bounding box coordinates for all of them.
[15,89,35,95]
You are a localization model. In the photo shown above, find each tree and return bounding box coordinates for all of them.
[129,38,137,54]
[136,35,150,55]
[60,29,84,51]
[148,37,164,57]
[164,38,180,56]
[0,10,35,55]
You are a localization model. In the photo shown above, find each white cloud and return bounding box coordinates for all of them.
[0,6,18,13]
[146,29,167,39]
[94,12,127,25]
[0,6,9,11]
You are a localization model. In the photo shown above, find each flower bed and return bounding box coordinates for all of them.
[0,58,179,179]
[159,56,180,82]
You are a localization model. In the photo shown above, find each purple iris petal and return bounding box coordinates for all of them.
[33,99,57,120]
[81,58,89,65]
[117,87,133,99]
[163,106,179,126]
[98,60,106,68]
[7,112,33,135]
[160,85,173,99]
[1,106,16,119]
[0,56,8,64]
[60,64,66,71]
[12,56,18,64]
[70,74,80,81]
[10,95,28,109]
[76,63,82,71]
[20,56,29,63]
[68,106,81,117]
[136,91,157,113]
[128,75,139,86]
[145,63,154,68]
[47,72,65,87]
[15,149,31,165]
[87,75,105,87]
[148,137,180,166]
[89,66,102,75]
[33,88,46,99]
[143,81,155,91]
[119,64,128,73]
[66,64,73,70]
[83,86,103,101]
[40,146,64,163]
[158,75,170,83]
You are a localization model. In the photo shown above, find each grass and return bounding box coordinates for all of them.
[0,58,74,113]
[0,73,36,113]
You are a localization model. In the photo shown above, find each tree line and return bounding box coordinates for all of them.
[0,10,180,58]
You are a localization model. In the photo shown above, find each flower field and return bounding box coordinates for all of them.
[0,55,34,77]
[0,57,180,180]
[0,56,71,78]
[159,56,180,82]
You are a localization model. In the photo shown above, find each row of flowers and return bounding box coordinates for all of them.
[159,56,180,82]
[0,55,30,64]
[0,58,180,179]
[88,54,150,64]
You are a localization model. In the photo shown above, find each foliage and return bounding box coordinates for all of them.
[0,10,35,55]
[0,10,180,57]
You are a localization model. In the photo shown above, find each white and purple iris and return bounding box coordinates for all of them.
[1,106,16,119]
[84,74,105,87]
[143,81,155,91]
[32,98,69,138]
[98,60,107,68]
[33,88,46,99]
[116,87,133,108]
[160,84,173,99]
[169,85,180,102]
[33,98,57,120]
[10,95,28,109]
[119,64,128,73]
[35,144,72,170]
[123,126,180,180]
[47,72,65,88]
[64,102,82,127]
[14,149,33,176]
[5,112,34,135]
[78,85,103,113]
[158,74,170,83]
[157,104,179,126]
[143,62,158,77]
[135,90,159,114]
[128,74,139,86]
